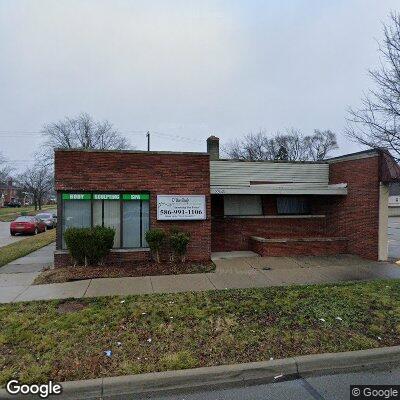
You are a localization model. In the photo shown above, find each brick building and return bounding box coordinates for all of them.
[54,137,400,267]
[0,179,18,207]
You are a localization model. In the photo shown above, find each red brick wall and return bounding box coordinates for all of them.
[250,238,347,257]
[55,150,211,261]
[211,214,327,252]
[328,154,380,260]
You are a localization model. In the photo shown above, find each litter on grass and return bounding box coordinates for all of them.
[335,317,343,321]
[104,350,112,357]
[319,318,326,322]
[147,338,152,343]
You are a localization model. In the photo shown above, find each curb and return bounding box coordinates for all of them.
[2,346,400,399]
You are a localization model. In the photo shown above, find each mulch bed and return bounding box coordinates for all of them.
[34,261,216,284]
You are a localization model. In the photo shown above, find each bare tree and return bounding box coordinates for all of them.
[304,129,338,161]
[0,153,12,184]
[346,12,400,161]
[42,113,130,151]
[17,163,53,210]
[224,129,338,161]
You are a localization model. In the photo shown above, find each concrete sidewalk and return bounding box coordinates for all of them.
[1,250,400,303]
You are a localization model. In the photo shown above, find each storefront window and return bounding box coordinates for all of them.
[141,200,150,247]
[61,193,150,249]
[122,201,141,247]
[104,200,121,248]
[62,198,91,248]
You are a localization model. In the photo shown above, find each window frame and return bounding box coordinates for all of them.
[61,191,150,250]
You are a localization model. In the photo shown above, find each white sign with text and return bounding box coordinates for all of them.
[157,195,206,220]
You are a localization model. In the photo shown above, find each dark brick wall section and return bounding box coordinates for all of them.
[328,155,380,260]
[250,238,348,257]
[211,215,327,252]
[55,150,211,262]
[211,155,382,260]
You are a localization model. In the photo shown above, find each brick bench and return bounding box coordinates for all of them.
[250,236,348,257]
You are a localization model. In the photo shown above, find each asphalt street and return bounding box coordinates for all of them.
[0,208,56,248]
[0,221,25,247]
[116,366,400,400]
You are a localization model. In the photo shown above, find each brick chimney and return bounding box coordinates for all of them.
[207,135,220,160]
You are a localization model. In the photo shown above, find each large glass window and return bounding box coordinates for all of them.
[224,195,262,216]
[123,201,141,247]
[104,200,121,248]
[61,193,150,249]
[141,200,150,247]
[62,199,91,248]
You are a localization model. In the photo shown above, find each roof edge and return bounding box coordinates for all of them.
[326,149,380,163]
[54,148,209,156]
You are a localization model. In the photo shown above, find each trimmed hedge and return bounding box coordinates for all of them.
[64,226,115,266]
[145,228,166,263]
[170,231,190,262]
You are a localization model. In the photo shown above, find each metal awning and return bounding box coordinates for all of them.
[211,183,348,195]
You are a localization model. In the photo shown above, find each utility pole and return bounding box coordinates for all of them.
[146,131,150,151]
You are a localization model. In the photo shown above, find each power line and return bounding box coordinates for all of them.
[0,129,208,144]
[152,131,205,144]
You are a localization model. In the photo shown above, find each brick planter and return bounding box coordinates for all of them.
[250,236,348,257]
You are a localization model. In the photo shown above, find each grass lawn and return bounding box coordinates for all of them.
[0,229,56,267]
[1,279,400,386]
[0,205,56,222]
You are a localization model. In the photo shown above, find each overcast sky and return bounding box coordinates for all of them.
[1,0,399,170]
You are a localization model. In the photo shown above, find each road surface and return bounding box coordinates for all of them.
[115,365,400,400]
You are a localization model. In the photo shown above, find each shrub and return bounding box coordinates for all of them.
[85,226,115,265]
[170,231,190,262]
[145,228,166,263]
[64,226,115,266]
[64,227,87,265]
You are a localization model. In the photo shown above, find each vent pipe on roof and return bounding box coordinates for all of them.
[207,135,220,160]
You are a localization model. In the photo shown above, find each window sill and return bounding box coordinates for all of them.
[223,215,326,219]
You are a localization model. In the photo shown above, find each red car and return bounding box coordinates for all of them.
[10,216,47,236]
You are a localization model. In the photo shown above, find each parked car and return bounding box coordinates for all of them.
[36,212,57,229]
[10,216,46,236]
[5,200,21,208]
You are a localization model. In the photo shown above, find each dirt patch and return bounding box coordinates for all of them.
[34,261,215,285]
[57,300,88,314]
